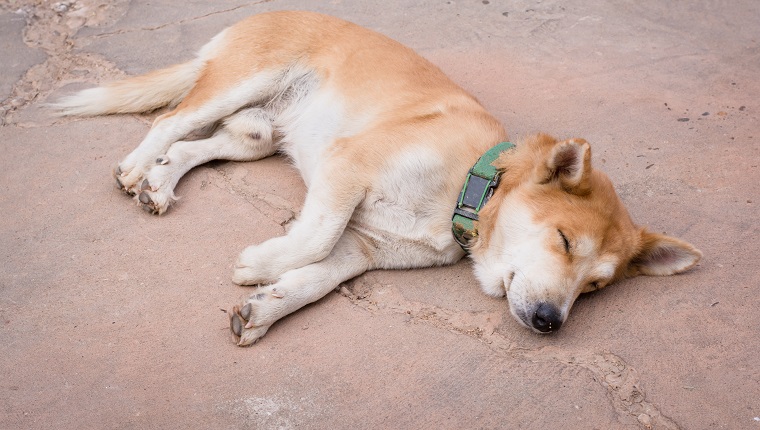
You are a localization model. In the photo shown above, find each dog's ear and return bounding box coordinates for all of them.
[535,138,592,195]
[627,229,703,276]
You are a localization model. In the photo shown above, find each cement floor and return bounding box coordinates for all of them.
[1,1,758,428]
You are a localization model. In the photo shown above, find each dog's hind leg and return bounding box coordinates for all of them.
[114,68,289,196]
[229,230,372,346]
[135,108,276,214]
[232,155,366,285]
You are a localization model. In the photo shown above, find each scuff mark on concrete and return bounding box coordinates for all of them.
[215,389,323,430]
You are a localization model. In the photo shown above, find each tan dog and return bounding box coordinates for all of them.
[54,11,702,346]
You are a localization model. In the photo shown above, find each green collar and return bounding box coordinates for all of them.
[452,141,515,250]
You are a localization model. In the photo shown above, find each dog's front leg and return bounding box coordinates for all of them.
[233,163,366,285]
[229,230,372,346]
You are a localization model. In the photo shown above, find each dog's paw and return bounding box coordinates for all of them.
[233,245,279,285]
[228,288,285,346]
[115,157,177,214]
[135,186,175,215]
[113,163,141,195]
[113,159,150,196]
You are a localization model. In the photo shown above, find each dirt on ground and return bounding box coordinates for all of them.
[1,0,758,429]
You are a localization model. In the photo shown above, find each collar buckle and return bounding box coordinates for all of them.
[454,171,501,221]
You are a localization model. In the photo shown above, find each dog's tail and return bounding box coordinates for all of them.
[51,60,201,116]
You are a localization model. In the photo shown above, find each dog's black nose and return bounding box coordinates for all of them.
[532,303,563,333]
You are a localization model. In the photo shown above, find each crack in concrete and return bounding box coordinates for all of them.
[209,164,296,228]
[1,0,277,124]
[1,0,127,125]
[83,0,277,39]
[338,280,680,430]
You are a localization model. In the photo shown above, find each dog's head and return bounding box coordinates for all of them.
[469,134,702,333]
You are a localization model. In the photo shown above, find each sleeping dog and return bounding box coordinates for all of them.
[54,11,702,346]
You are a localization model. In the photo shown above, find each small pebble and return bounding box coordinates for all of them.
[677,118,689,122]
[52,1,71,13]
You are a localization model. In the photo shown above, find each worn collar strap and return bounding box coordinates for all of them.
[452,141,515,250]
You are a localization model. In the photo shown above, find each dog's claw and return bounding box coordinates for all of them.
[156,156,169,165]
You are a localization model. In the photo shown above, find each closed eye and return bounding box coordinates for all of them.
[558,229,570,253]
[581,280,603,293]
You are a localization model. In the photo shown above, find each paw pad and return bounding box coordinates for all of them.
[229,303,257,339]
[138,192,160,214]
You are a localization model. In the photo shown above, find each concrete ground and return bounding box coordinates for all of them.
[1,0,758,428]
